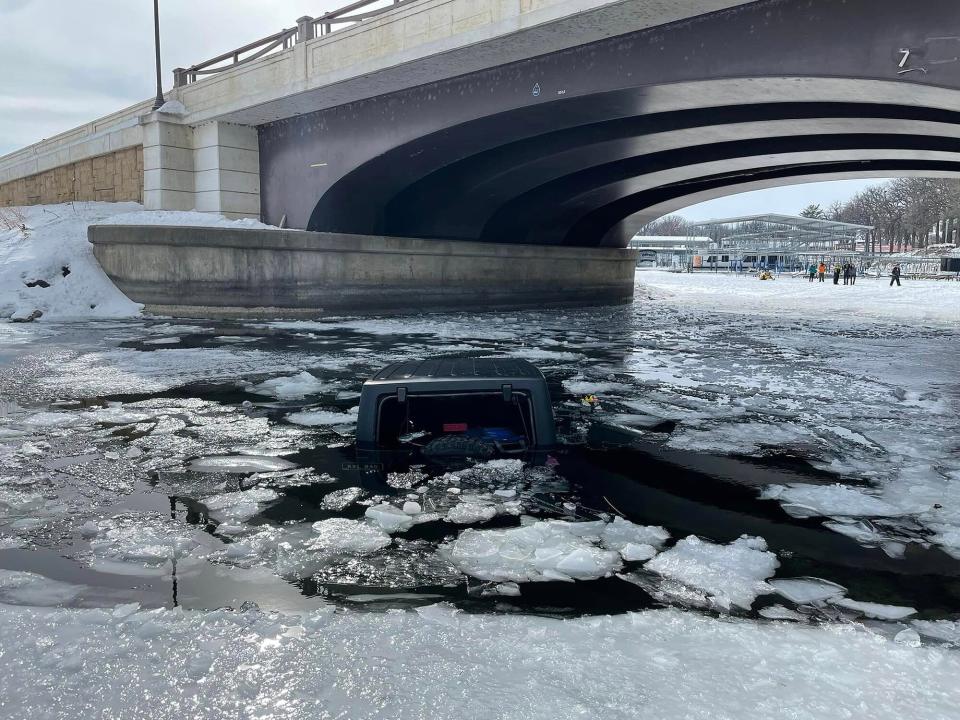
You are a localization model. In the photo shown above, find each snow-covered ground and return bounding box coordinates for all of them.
[639,269,960,327]
[0,202,277,321]
[1,602,957,720]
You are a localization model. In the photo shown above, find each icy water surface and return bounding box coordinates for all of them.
[1,289,959,633]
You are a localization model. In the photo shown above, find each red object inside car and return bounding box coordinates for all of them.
[443,422,468,432]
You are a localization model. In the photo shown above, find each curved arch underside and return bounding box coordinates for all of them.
[309,92,960,247]
[256,0,960,248]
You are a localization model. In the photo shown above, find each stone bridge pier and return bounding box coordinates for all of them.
[141,115,260,220]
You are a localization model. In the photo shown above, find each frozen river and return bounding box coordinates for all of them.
[2,270,960,718]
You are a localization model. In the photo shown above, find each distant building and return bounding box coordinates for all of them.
[631,214,875,271]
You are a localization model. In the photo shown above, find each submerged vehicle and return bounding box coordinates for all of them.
[356,357,556,459]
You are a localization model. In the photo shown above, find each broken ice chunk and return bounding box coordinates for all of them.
[619,543,658,562]
[599,517,670,552]
[88,513,203,572]
[249,371,333,400]
[644,535,779,610]
[308,518,392,555]
[0,570,83,606]
[768,577,846,605]
[759,605,805,622]
[761,484,903,518]
[202,487,280,522]
[828,597,917,620]
[188,455,296,473]
[911,620,960,644]
[446,502,497,525]
[365,504,417,533]
[441,520,621,583]
[286,406,359,427]
[319,487,366,511]
[894,628,922,647]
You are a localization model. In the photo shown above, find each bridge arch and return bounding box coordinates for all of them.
[307,80,960,246]
[256,0,960,246]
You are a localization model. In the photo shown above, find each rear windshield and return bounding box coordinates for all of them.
[376,391,534,448]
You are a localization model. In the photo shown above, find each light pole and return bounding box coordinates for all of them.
[152,0,165,110]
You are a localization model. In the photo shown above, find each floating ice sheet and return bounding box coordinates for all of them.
[0,570,84,606]
[762,483,904,518]
[829,597,917,620]
[644,535,778,610]
[248,371,334,400]
[188,455,297,474]
[286,406,359,427]
[768,577,846,605]
[442,520,622,583]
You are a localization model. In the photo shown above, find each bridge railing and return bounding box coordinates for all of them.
[173,0,416,87]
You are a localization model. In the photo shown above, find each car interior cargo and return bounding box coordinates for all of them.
[356,357,556,457]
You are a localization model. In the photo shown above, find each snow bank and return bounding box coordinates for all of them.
[0,203,283,321]
[0,603,958,719]
[643,535,779,610]
[0,202,143,320]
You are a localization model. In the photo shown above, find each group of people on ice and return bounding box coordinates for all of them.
[805,261,902,286]
[807,261,857,285]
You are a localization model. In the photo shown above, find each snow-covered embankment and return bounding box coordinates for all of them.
[0,203,275,321]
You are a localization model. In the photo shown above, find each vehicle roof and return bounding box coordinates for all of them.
[368,357,545,383]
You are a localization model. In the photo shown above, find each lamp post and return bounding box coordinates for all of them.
[152,0,165,110]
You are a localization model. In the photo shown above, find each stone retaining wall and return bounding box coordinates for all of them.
[0,147,143,207]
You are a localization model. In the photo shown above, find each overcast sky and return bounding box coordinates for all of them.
[0,0,307,155]
[0,0,891,216]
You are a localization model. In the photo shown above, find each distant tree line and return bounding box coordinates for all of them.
[638,178,960,253]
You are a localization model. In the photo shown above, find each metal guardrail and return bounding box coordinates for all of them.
[173,0,416,87]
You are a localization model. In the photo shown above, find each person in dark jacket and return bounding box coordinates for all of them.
[841,262,850,285]
[849,263,857,285]
[890,264,901,286]
[833,264,842,285]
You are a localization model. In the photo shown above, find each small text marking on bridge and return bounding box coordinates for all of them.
[557,89,566,96]
[532,83,541,97]
[898,48,910,68]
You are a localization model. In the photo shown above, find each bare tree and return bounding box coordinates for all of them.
[0,206,28,237]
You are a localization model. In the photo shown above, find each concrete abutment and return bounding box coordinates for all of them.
[89,225,636,317]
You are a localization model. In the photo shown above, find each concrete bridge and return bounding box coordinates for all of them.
[3,0,960,314]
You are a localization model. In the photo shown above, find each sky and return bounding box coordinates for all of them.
[0,2,894,217]
[677,178,894,220]
[0,0,308,155]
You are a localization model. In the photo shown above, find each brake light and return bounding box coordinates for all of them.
[443,422,468,432]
